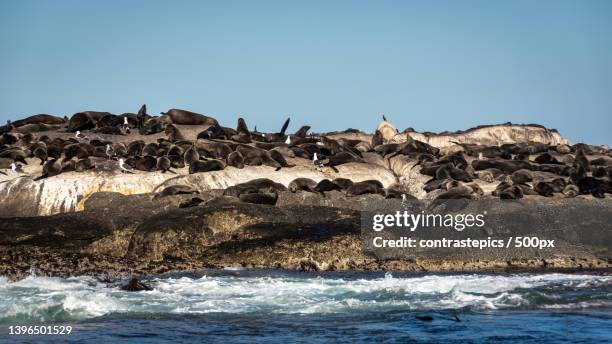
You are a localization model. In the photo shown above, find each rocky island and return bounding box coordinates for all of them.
[0,107,610,280]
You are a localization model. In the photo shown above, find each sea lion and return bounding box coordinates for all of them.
[68,111,111,132]
[550,178,567,193]
[93,126,124,135]
[497,185,524,200]
[534,152,561,165]
[32,143,48,165]
[189,159,226,174]
[269,149,295,168]
[142,143,160,157]
[61,159,76,172]
[0,148,28,164]
[230,118,252,143]
[236,145,281,169]
[534,181,554,197]
[239,192,278,205]
[36,158,62,180]
[226,151,245,169]
[476,168,503,183]
[75,157,95,172]
[0,132,21,145]
[165,124,185,142]
[162,108,219,126]
[592,166,608,178]
[153,185,198,199]
[472,159,535,174]
[63,143,93,161]
[313,179,342,194]
[11,114,66,127]
[536,164,571,176]
[346,180,385,196]
[167,154,186,169]
[294,125,311,138]
[264,118,290,142]
[434,163,473,182]
[139,116,169,135]
[435,185,475,200]
[223,178,287,197]
[127,141,145,157]
[288,178,318,193]
[510,169,533,184]
[13,123,62,134]
[562,184,579,198]
[324,152,364,171]
[575,175,608,198]
[371,130,383,147]
[573,147,589,171]
[183,145,200,165]
[332,178,354,190]
[196,140,232,159]
[271,146,296,158]
[126,156,157,172]
[156,156,174,173]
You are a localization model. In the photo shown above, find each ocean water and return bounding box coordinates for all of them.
[0,270,610,343]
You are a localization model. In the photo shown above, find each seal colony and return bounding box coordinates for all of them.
[0,107,610,279]
[0,107,610,203]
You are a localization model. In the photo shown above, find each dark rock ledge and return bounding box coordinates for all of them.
[0,191,610,280]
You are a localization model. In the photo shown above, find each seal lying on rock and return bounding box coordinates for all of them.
[289,178,318,193]
[224,178,287,197]
[189,159,226,174]
[153,185,199,200]
[239,191,278,205]
[162,108,219,126]
[346,180,385,196]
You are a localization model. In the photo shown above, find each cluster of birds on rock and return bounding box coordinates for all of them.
[1,106,611,201]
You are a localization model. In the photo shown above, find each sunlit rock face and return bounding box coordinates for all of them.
[401,124,569,147]
[0,123,572,217]
[0,162,398,217]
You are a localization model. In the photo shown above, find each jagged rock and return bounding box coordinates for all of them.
[120,278,153,292]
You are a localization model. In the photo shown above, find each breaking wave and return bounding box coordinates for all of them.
[0,272,610,323]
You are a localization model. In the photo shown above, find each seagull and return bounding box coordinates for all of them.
[401,194,408,205]
[10,162,24,174]
[285,135,291,145]
[106,144,114,160]
[75,131,87,140]
[119,158,135,174]
[313,153,323,168]
[122,117,131,134]
[478,152,484,160]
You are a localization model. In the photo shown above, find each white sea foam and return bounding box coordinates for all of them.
[0,273,609,322]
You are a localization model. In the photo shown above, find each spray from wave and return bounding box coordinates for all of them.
[0,272,610,323]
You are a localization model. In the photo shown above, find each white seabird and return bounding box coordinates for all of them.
[313,153,323,168]
[122,117,131,133]
[75,130,87,140]
[478,152,484,160]
[119,158,135,174]
[285,135,291,144]
[106,144,114,160]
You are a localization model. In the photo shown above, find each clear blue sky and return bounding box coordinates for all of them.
[1,0,610,144]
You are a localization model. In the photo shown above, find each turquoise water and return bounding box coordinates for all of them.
[0,270,610,343]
